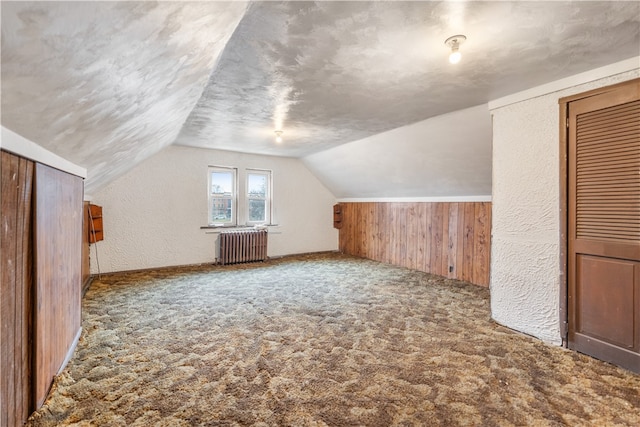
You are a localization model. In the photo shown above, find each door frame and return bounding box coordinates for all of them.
[558,77,640,348]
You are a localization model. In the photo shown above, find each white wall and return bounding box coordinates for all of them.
[490,67,639,345]
[90,145,338,273]
[302,104,492,199]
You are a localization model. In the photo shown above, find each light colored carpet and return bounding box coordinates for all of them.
[28,253,639,426]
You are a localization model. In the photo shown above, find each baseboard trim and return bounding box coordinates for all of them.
[91,250,341,276]
[57,327,82,376]
[266,250,339,260]
[82,276,94,297]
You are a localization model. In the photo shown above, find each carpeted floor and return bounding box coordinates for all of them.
[27,252,639,426]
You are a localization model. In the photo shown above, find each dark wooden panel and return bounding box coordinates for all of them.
[338,202,492,287]
[1,151,34,427]
[447,203,459,279]
[339,203,350,254]
[15,155,33,427]
[397,203,408,269]
[406,205,418,270]
[332,203,343,229]
[2,152,19,427]
[440,203,451,277]
[462,203,476,283]
[576,255,635,348]
[416,203,429,273]
[370,203,378,260]
[82,202,91,293]
[473,203,491,286]
[374,203,384,262]
[386,204,396,265]
[430,203,444,277]
[33,163,83,408]
[360,203,369,259]
[88,204,104,243]
[423,203,433,274]
[455,204,466,280]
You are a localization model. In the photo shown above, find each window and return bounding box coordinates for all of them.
[207,167,273,227]
[208,166,237,226]
[246,169,271,225]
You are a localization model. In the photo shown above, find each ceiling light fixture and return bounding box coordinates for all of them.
[445,34,466,64]
[274,130,283,143]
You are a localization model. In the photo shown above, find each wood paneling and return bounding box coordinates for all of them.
[2,152,84,424]
[1,151,34,427]
[82,202,91,293]
[338,202,492,286]
[33,163,83,408]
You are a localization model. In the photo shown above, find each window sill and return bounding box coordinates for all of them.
[201,224,279,230]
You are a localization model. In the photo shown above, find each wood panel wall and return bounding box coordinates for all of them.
[338,202,492,286]
[1,151,34,427]
[33,163,83,408]
[82,201,91,293]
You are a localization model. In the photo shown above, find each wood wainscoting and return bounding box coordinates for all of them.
[1,150,84,426]
[82,201,91,293]
[33,163,83,408]
[1,151,35,427]
[338,202,491,286]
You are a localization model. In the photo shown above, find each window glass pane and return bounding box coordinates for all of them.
[209,167,235,225]
[211,171,233,195]
[248,199,266,222]
[211,198,233,223]
[248,174,267,198]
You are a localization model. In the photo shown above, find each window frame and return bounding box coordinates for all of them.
[207,166,238,227]
[245,168,272,226]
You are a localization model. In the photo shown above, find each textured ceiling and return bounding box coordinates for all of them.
[1,1,249,193]
[176,0,640,156]
[1,1,639,193]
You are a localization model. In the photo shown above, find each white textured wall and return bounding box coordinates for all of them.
[490,69,639,345]
[90,145,337,273]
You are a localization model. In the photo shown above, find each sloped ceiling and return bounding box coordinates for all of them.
[1,1,249,193]
[1,1,639,196]
[303,104,492,199]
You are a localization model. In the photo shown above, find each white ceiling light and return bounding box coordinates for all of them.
[274,130,283,143]
[445,35,466,64]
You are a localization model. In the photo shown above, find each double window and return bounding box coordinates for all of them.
[208,166,272,227]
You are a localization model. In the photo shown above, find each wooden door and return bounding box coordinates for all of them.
[567,78,640,373]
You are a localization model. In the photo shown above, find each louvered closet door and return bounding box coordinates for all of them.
[568,78,640,373]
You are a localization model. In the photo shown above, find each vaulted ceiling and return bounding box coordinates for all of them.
[2,1,639,194]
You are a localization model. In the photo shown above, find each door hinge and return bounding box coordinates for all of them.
[566,117,569,128]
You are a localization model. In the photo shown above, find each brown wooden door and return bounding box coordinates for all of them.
[567,79,640,373]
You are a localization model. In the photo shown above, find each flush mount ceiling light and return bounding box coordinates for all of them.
[445,34,466,64]
[274,130,283,143]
